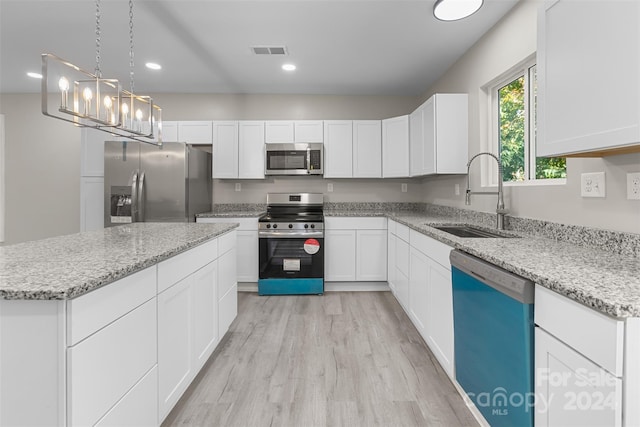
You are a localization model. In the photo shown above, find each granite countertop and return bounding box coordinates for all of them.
[197,210,265,218]
[0,222,238,301]
[325,209,640,319]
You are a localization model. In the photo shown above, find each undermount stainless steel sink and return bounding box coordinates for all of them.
[431,225,518,239]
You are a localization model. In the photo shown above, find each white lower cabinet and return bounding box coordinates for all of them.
[324,217,387,284]
[197,217,258,282]
[388,220,410,310]
[218,236,238,338]
[535,327,622,427]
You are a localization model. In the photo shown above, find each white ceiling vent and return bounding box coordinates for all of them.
[252,46,288,55]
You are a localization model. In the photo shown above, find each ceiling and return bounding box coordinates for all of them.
[0,0,519,96]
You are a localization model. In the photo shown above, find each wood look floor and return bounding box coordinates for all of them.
[162,291,478,427]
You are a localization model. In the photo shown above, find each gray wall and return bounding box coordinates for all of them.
[0,93,81,244]
[418,0,640,234]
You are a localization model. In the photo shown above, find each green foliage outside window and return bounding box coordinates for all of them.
[498,70,566,182]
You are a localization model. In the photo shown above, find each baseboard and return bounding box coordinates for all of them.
[324,282,390,292]
[451,380,491,427]
[237,282,391,292]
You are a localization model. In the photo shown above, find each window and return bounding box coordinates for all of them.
[493,60,566,182]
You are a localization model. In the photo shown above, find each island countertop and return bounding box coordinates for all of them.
[0,222,238,300]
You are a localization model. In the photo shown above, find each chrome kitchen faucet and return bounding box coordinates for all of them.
[465,152,508,230]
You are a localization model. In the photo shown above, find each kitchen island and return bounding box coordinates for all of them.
[0,222,238,426]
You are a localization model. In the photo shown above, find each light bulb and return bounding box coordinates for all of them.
[121,102,129,115]
[58,77,69,91]
[121,102,129,128]
[82,87,93,115]
[103,96,112,109]
[82,87,93,101]
[103,96,113,123]
[58,77,69,109]
[135,109,143,121]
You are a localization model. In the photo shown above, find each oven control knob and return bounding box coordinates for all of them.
[304,224,309,229]
[310,224,315,229]
[273,224,278,229]
[288,224,293,229]
[266,224,271,229]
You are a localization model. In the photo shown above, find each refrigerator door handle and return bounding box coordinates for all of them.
[131,171,139,222]
[138,171,146,222]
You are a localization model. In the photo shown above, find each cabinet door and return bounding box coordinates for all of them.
[324,120,353,178]
[425,260,454,378]
[433,94,467,174]
[237,230,258,282]
[80,128,105,176]
[535,327,622,427]
[218,248,237,338]
[353,120,382,178]
[324,229,356,282]
[408,248,429,335]
[265,121,294,143]
[394,238,410,310]
[382,115,409,178]
[192,261,218,371]
[422,97,437,175]
[387,230,396,293]
[212,121,239,179]
[294,120,323,142]
[537,0,640,156]
[161,121,178,142]
[409,105,426,177]
[178,121,213,144]
[80,177,104,232]
[238,121,265,179]
[158,277,193,421]
[356,229,387,281]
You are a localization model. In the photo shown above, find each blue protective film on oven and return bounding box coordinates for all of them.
[258,278,324,295]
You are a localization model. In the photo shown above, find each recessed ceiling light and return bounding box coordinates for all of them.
[145,62,162,70]
[282,64,296,71]
[27,72,43,79]
[433,0,483,21]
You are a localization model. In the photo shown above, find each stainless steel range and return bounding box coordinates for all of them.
[258,193,324,295]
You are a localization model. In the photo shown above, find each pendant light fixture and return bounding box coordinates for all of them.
[41,0,162,145]
[433,0,484,21]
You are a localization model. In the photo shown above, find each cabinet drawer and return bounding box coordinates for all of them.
[409,230,453,270]
[158,239,218,293]
[325,217,387,230]
[67,266,156,346]
[197,217,258,231]
[535,285,624,376]
[394,222,410,242]
[67,299,157,427]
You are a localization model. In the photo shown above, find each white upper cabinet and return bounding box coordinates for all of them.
[537,0,640,156]
[410,93,468,177]
[353,120,382,178]
[212,121,239,179]
[177,121,213,145]
[265,121,294,143]
[382,115,409,178]
[265,120,323,143]
[294,121,323,142]
[324,120,353,178]
[238,121,265,179]
[161,121,178,142]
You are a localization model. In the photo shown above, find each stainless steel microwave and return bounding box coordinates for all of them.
[265,143,323,176]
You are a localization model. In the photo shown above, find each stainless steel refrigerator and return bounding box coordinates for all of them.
[104,141,212,227]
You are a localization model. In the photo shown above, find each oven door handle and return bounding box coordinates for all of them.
[259,231,324,239]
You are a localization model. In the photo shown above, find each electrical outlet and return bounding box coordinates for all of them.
[401,183,407,193]
[628,172,640,200]
[581,172,606,198]
[327,183,333,193]
[235,183,241,192]
[455,184,460,196]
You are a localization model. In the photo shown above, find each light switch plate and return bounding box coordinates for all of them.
[235,183,241,192]
[327,183,333,193]
[401,183,407,193]
[581,172,606,198]
[628,172,640,200]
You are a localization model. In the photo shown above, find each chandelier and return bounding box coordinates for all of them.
[41,0,162,145]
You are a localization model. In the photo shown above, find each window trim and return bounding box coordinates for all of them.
[482,54,566,188]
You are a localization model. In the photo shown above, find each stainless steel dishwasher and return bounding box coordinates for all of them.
[450,250,535,427]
